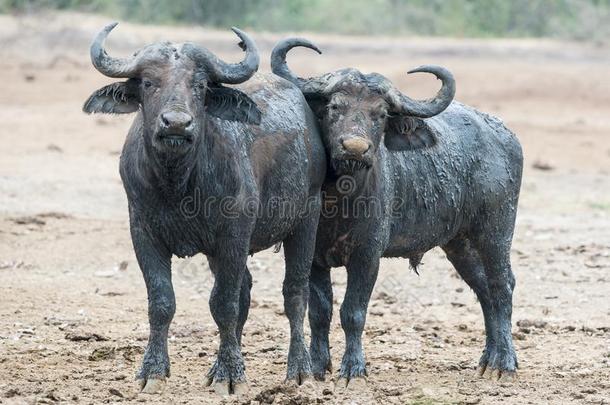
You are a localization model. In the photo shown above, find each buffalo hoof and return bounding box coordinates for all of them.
[312,356,332,381]
[205,358,248,396]
[136,357,170,395]
[285,372,313,386]
[334,376,367,392]
[477,366,517,382]
[136,348,170,394]
[206,379,249,396]
[337,354,367,384]
[286,345,313,385]
[477,346,518,382]
[137,377,166,394]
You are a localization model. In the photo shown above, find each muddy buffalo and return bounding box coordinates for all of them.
[83,24,326,395]
[272,39,523,387]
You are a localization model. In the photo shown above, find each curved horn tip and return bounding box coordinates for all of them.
[407,65,432,74]
[293,38,322,54]
[230,27,257,51]
[91,22,119,62]
[311,44,323,55]
[298,39,322,54]
[230,26,248,39]
[103,21,119,32]
[407,65,452,76]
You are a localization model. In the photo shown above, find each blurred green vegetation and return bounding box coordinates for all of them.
[1,0,609,41]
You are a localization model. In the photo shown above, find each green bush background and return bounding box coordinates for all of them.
[2,0,609,41]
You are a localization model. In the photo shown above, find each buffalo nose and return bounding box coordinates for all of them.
[160,111,193,130]
[341,137,371,155]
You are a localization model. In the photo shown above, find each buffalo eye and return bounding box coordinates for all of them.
[370,106,388,121]
[371,111,385,121]
[143,79,153,88]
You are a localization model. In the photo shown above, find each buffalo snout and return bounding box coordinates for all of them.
[159,110,193,133]
[341,136,372,156]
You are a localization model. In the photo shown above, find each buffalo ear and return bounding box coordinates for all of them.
[205,85,262,125]
[83,80,140,114]
[384,115,438,151]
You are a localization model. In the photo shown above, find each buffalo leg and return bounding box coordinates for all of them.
[442,237,498,374]
[236,266,253,346]
[338,253,380,387]
[282,209,321,384]
[474,239,518,380]
[472,210,519,381]
[308,263,333,381]
[131,225,175,394]
[205,240,249,395]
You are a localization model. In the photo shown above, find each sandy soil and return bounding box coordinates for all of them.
[0,11,609,405]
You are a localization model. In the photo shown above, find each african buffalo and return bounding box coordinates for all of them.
[272,39,523,387]
[83,24,326,395]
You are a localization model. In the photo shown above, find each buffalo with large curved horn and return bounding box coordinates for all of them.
[83,24,328,396]
[271,37,523,387]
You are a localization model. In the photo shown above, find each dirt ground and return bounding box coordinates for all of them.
[0,11,609,405]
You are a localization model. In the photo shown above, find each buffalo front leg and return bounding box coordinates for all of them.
[236,266,253,346]
[205,241,249,395]
[131,225,175,394]
[308,263,333,381]
[282,211,321,384]
[337,253,380,389]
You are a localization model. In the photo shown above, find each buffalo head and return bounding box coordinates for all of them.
[84,23,261,155]
[271,39,455,175]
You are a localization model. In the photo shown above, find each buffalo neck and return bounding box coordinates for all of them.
[140,131,200,198]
